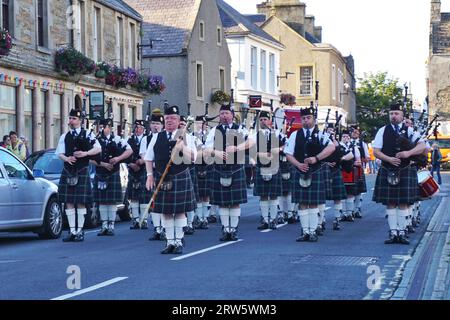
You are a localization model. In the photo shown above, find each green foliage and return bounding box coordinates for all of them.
[356,71,404,139]
[211,90,231,104]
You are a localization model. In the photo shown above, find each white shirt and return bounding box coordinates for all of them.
[139,134,153,157]
[372,125,422,150]
[103,134,131,151]
[341,141,360,159]
[284,129,331,156]
[204,124,250,149]
[144,130,197,162]
[55,129,101,155]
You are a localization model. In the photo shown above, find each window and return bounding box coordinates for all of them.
[74,0,85,53]
[127,106,136,135]
[37,0,48,47]
[24,89,33,151]
[338,68,344,104]
[300,66,313,96]
[1,0,10,32]
[0,150,29,180]
[93,7,101,61]
[217,26,222,45]
[250,46,257,90]
[129,23,136,68]
[199,20,205,41]
[116,17,124,67]
[40,91,47,150]
[219,67,225,92]
[0,84,16,135]
[269,53,275,93]
[52,93,62,148]
[260,50,266,91]
[331,64,337,101]
[196,62,203,99]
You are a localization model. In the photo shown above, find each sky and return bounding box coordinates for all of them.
[223,0,447,104]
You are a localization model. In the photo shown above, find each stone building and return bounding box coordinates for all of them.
[0,0,144,152]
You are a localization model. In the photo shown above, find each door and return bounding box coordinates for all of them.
[0,164,13,226]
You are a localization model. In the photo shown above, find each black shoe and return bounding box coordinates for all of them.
[296,234,310,242]
[398,234,410,245]
[270,221,277,230]
[309,233,319,242]
[97,228,108,236]
[355,210,362,219]
[192,216,201,229]
[407,225,415,234]
[207,215,217,223]
[130,221,140,230]
[141,221,149,230]
[384,232,398,244]
[277,216,285,224]
[161,244,175,254]
[316,226,323,236]
[229,231,239,241]
[287,216,296,224]
[412,218,418,228]
[333,219,341,231]
[63,233,77,242]
[219,232,230,242]
[160,232,167,241]
[199,220,209,229]
[73,232,84,242]
[106,228,115,236]
[257,222,269,230]
[149,232,161,241]
[347,215,355,222]
[172,245,183,254]
[184,226,195,235]
[321,221,326,231]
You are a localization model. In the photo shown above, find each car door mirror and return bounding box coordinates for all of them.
[33,169,45,178]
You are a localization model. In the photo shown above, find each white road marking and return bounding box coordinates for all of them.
[171,240,244,261]
[50,277,128,300]
[261,223,288,233]
[0,260,23,264]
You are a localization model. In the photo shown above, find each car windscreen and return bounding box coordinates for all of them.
[34,152,64,174]
[434,139,450,149]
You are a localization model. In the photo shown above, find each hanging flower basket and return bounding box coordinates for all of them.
[94,62,112,78]
[0,29,12,57]
[211,90,230,105]
[55,46,95,76]
[280,93,296,106]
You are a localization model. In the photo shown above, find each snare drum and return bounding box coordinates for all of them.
[417,170,440,199]
[342,169,355,185]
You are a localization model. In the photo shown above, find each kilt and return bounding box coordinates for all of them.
[373,165,418,206]
[127,168,145,202]
[152,169,196,214]
[189,166,200,203]
[280,161,292,194]
[292,166,326,206]
[323,164,333,200]
[139,173,153,204]
[58,167,93,205]
[93,170,122,203]
[210,165,247,207]
[356,169,367,194]
[327,166,347,201]
[253,167,282,198]
[196,165,212,199]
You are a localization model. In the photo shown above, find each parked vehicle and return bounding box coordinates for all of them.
[0,147,62,239]
[25,149,131,228]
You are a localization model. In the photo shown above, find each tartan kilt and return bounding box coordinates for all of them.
[127,169,145,202]
[280,161,292,194]
[327,166,347,201]
[189,166,200,203]
[253,167,282,198]
[356,170,367,194]
[93,170,122,203]
[373,166,418,206]
[323,164,333,200]
[292,166,326,206]
[152,169,196,214]
[210,165,247,207]
[196,165,212,199]
[58,167,93,205]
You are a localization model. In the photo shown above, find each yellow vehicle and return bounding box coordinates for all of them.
[428,134,450,169]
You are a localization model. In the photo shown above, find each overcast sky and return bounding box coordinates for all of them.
[224,0,446,104]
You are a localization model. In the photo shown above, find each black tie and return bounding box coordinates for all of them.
[395,125,400,134]
[168,132,172,140]
[305,129,311,140]
[72,130,77,137]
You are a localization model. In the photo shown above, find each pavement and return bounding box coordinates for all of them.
[0,173,448,300]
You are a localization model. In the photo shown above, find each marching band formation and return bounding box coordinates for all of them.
[55,100,440,253]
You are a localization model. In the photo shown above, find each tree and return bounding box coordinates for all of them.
[356,71,404,140]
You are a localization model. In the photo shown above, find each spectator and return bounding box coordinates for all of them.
[430,143,442,185]
[368,143,378,174]
[20,136,30,158]
[7,131,27,161]
[1,135,11,148]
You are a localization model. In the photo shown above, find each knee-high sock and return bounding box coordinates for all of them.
[318,204,326,225]
[151,212,162,232]
[229,208,240,230]
[397,209,409,232]
[346,198,354,214]
[108,205,117,229]
[407,206,413,226]
[286,194,294,213]
[186,211,195,227]
[309,208,319,234]
[174,216,187,246]
[197,202,204,220]
[220,207,230,232]
[269,199,278,222]
[139,204,148,223]
[162,215,175,245]
[299,209,309,234]
[77,208,87,233]
[334,203,343,219]
[279,196,287,213]
[210,205,218,216]
[412,204,418,219]
[99,205,109,229]
[260,201,269,223]
[66,208,76,234]
[130,201,139,220]
[355,194,362,208]
[202,202,209,221]
[387,208,398,232]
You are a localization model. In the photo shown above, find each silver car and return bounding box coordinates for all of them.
[0,147,62,238]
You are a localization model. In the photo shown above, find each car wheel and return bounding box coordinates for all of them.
[84,204,100,229]
[117,199,131,221]
[38,196,63,239]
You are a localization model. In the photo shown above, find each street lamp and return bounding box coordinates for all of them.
[277,72,294,87]
[137,38,164,60]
